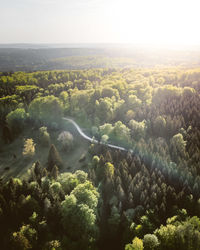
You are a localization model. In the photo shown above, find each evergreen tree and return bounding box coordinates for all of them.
[51,165,59,180]
[34,161,42,177]
[34,160,43,185]
[47,144,62,171]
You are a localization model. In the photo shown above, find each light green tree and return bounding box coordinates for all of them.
[155,224,176,249]
[143,234,159,249]
[170,133,186,155]
[129,119,147,141]
[113,121,131,145]
[125,237,144,250]
[71,181,99,210]
[23,138,35,158]
[7,108,28,135]
[29,95,63,125]
[104,162,115,179]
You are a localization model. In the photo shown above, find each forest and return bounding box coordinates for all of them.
[0,66,200,250]
[1,46,200,71]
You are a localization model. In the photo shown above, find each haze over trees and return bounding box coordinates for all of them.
[1,47,200,72]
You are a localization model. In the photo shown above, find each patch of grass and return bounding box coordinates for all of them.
[0,123,91,181]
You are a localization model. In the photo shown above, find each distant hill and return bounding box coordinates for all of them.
[0,45,200,71]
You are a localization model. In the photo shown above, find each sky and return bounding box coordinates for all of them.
[1,0,200,46]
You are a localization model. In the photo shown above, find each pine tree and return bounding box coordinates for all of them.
[47,144,62,171]
[42,168,48,177]
[34,160,43,185]
[99,154,105,167]
[34,161,42,177]
[51,165,59,180]
[105,150,112,163]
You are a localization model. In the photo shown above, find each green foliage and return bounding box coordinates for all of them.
[152,116,166,137]
[47,144,63,171]
[74,170,88,183]
[104,162,115,179]
[96,97,113,122]
[50,165,59,180]
[129,119,147,141]
[0,94,20,121]
[29,95,63,125]
[60,179,99,248]
[0,169,99,249]
[101,86,120,99]
[71,181,99,210]
[113,121,131,145]
[92,155,100,166]
[153,85,182,104]
[99,123,114,136]
[128,94,142,109]
[1,66,200,250]
[99,121,131,146]
[50,181,62,193]
[125,237,144,250]
[59,91,69,114]
[11,231,31,250]
[22,138,36,158]
[154,216,200,250]
[154,224,176,249]
[108,205,120,236]
[16,85,39,105]
[58,172,79,193]
[101,134,109,144]
[170,133,186,155]
[143,234,159,249]
[43,240,61,250]
[39,127,50,146]
[96,160,115,181]
[6,108,28,135]
[11,224,37,250]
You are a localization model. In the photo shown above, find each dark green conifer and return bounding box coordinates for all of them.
[51,165,59,180]
[47,144,62,171]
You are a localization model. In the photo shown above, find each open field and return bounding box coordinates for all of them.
[0,121,91,181]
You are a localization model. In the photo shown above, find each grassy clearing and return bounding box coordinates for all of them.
[0,121,91,181]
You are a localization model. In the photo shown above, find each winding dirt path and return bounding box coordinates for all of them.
[63,117,127,151]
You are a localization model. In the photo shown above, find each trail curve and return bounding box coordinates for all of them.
[62,117,127,152]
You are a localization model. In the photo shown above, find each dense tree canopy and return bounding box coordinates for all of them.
[0,66,200,250]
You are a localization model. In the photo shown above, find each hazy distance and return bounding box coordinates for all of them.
[1,0,200,48]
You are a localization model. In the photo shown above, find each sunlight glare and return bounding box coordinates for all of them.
[105,0,200,46]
